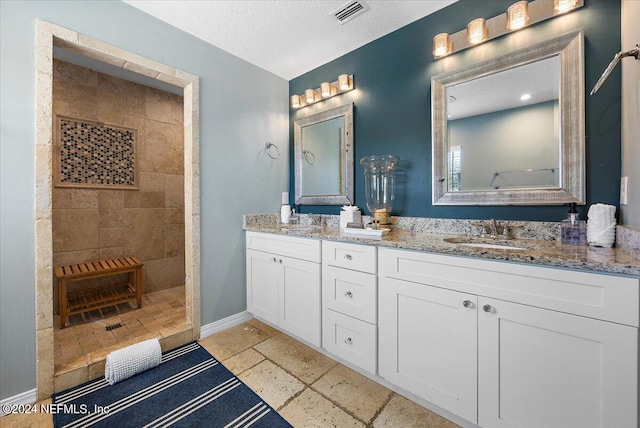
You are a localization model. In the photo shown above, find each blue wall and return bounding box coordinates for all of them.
[290,0,621,221]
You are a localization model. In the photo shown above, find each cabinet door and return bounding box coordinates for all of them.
[478,297,638,428]
[246,249,280,325]
[379,277,478,423]
[279,255,321,346]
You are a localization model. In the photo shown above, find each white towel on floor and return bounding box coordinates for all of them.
[587,203,616,248]
[105,338,162,385]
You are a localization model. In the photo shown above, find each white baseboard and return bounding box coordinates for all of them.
[200,311,253,338]
[0,388,37,416]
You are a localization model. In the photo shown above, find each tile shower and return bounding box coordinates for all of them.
[51,59,187,377]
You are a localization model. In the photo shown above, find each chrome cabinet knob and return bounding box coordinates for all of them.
[344,254,353,260]
[345,291,353,298]
[271,257,277,263]
[483,304,493,313]
[278,259,283,264]
[463,300,473,308]
[344,337,353,345]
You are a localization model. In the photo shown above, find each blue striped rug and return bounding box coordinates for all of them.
[52,341,292,428]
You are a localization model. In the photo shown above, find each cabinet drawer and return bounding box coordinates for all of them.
[246,231,320,262]
[322,240,376,273]
[323,265,376,323]
[379,247,640,327]
[323,309,377,374]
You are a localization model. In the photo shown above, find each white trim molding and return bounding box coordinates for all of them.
[200,311,253,338]
[0,389,37,417]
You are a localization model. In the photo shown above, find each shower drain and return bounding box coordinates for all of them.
[105,323,122,331]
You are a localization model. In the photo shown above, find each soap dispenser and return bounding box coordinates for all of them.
[280,192,291,225]
[561,203,586,245]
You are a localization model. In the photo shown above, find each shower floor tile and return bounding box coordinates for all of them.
[54,286,187,376]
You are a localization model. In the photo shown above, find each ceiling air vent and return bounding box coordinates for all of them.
[331,1,370,24]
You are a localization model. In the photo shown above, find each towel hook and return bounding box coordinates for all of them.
[265,142,280,159]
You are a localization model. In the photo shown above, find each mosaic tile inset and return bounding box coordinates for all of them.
[58,117,136,187]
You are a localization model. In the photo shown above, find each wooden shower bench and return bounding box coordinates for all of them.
[55,256,143,328]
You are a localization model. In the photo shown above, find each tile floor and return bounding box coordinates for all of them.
[1,318,460,427]
[199,319,460,428]
[54,286,187,376]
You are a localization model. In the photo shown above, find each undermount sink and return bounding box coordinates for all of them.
[443,237,530,251]
[281,224,322,233]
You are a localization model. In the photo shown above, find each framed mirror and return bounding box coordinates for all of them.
[432,30,584,205]
[294,103,354,205]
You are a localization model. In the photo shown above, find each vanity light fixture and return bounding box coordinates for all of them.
[305,88,319,104]
[338,74,352,90]
[506,1,530,31]
[433,33,452,58]
[554,0,579,14]
[467,18,488,44]
[290,74,354,109]
[290,95,304,109]
[520,93,532,101]
[432,0,583,60]
[321,82,336,98]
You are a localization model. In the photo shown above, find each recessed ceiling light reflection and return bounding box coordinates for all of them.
[520,93,532,101]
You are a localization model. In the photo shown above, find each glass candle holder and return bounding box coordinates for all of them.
[360,155,400,225]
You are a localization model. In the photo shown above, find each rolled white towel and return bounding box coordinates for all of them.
[587,203,616,248]
[105,338,162,385]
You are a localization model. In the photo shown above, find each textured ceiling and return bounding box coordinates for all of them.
[123,0,457,80]
[448,56,560,120]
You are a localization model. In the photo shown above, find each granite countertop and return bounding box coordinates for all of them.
[244,215,640,277]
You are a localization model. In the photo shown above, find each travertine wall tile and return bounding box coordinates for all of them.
[53,188,72,208]
[53,249,101,267]
[165,174,184,208]
[165,224,185,257]
[99,246,125,260]
[144,257,185,292]
[95,88,123,124]
[123,208,165,261]
[98,227,123,248]
[145,87,183,125]
[53,60,185,295]
[123,190,165,208]
[142,120,184,174]
[139,172,165,192]
[53,209,99,251]
[70,189,98,209]
[36,328,55,400]
[165,208,185,225]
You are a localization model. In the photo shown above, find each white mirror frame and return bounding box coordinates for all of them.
[432,30,585,206]
[294,103,354,205]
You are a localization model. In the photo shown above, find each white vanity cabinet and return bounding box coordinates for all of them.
[322,241,378,373]
[379,276,479,422]
[477,296,637,428]
[246,231,321,346]
[378,247,639,428]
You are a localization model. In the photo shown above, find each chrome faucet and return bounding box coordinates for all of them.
[309,213,323,226]
[475,219,512,239]
[488,219,499,238]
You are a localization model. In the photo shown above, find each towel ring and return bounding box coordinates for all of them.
[303,150,316,165]
[265,142,280,159]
